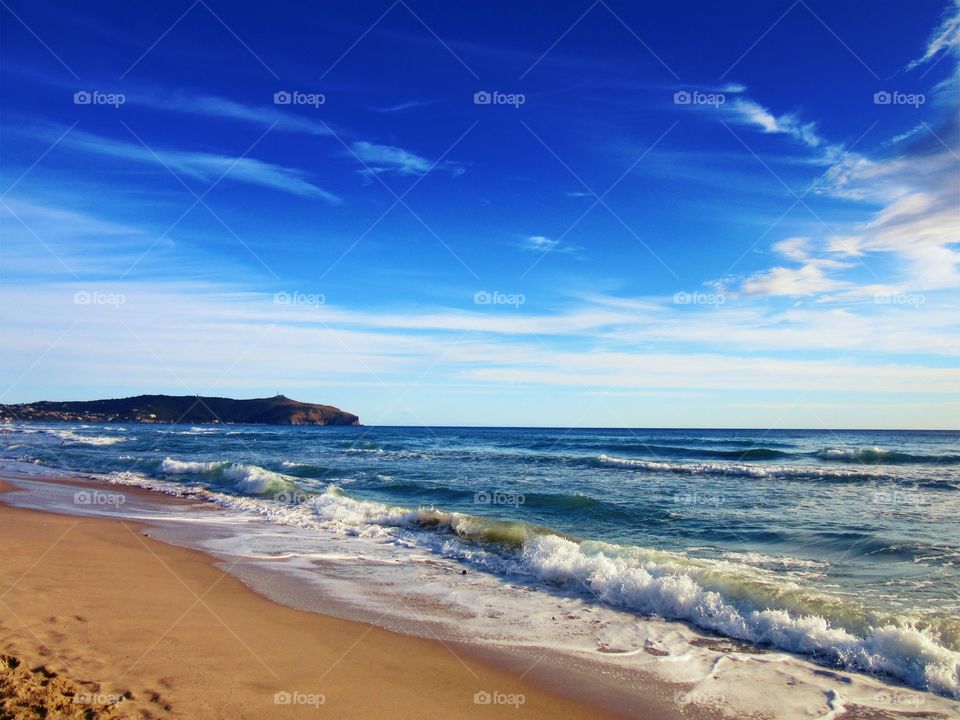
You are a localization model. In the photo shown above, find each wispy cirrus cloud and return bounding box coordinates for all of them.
[520,234,579,256]
[58,129,342,203]
[2,282,957,418]
[739,261,849,297]
[133,92,461,180]
[160,93,334,136]
[350,140,464,177]
[1,198,141,238]
[733,125,959,297]
[374,99,437,113]
[727,98,826,150]
[720,7,960,301]
[0,197,261,280]
[733,237,849,296]
[905,0,960,70]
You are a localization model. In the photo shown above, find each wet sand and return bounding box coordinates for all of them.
[0,482,680,719]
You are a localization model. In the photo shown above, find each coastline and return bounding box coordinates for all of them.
[0,475,675,719]
[2,465,957,720]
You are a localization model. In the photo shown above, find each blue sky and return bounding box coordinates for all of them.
[1,0,958,428]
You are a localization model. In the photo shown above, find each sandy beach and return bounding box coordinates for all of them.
[0,478,663,719]
[4,0,960,712]
[1,457,957,720]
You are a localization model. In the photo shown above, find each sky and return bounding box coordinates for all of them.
[1,0,958,428]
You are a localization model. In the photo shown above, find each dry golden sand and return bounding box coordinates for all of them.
[0,480,656,719]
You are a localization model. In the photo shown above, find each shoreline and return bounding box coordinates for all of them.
[0,474,679,719]
[2,467,958,719]
[4,419,958,431]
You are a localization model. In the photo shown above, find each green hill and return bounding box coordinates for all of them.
[0,394,359,426]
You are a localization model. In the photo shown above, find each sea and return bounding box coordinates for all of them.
[2,423,958,711]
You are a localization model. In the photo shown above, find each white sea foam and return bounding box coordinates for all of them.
[818,446,892,461]
[293,496,960,697]
[109,471,203,496]
[4,463,956,719]
[597,454,873,479]
[221,464,293,494]
[159,457,293,494]
[48,430,127,446]
[720,551,828,571]
[157,426,221,436]
[101,470,960,699]
[518,534,960,697]
[160,457,225,474]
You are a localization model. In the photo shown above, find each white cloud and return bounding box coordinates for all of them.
[375,99,435,113]
[905,0,960,70]
[465,359,958,395]
[157,94,334,136]
[350,141,431,176]
[867,192,936,227]
[520,234,579,256]
[826,236,864,257]
[728,99,825,149]
[130,93,459,182]
[0,198,141,237]
[818,148,960,290]
[523,235,557,251]
[350,141,463,177]
[736,237,856,297]
[0,199,146,278]
[772,237,812,261]
[2,274,957,426]
[740,146,959,295]
[728,3,960,300]
[891,124,925,144]
[740,262,847,297]
[60,130,341,203]
[0,197,257,280]
[732,98,778,133]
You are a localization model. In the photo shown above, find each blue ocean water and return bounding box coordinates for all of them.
[2,423,959,696]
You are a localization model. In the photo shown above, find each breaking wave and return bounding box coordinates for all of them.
[101,473,960,698]
[814,447,960,465]
[159,456,294,494]
[596,454,883,481]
